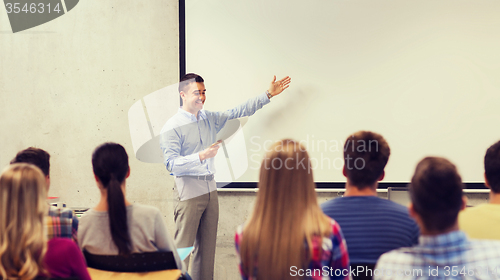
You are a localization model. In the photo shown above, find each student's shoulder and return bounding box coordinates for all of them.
[129,203,162,217]
[469,238,500,249]
[47,237,80,254]
[321,196,347,209]
[376,197,410,211]
[48,206,75,219]
[376,247,416,269]
[78,208,105,224]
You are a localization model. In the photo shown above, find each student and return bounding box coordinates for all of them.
[78,142,184,273]
[375,157,500,279]
[235,139,349,280]
[459,140,500,239]
[10,147,79,242]
[0,163,90,280]
[321,131,418,270]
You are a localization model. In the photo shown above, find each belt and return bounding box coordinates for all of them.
[177,174,214,181]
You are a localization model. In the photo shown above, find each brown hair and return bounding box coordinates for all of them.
[0,163,48,279]
[10,147,50,177]
[239,139,332,280]
[343,131,390,189]
[485,140,500,193]
[410,157,463,232]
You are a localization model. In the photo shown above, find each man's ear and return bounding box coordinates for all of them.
[378,170,385,181]
[461,195,468,210]
[342,165,347,177]
[484,173,491,189]
[408,202,418,219]
[180,91,186,100]
[45,175,50,191]
[94,174,101,183]
[126,167,131,179]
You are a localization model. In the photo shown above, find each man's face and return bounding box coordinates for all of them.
[181,82,206,115]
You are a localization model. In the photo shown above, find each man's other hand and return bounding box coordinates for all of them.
[199,141,222,161]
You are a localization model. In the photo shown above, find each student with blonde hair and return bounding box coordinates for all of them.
[235,139,349,280]
[0,163,90,280]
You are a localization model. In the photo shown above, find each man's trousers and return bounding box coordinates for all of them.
[174,177,219,280]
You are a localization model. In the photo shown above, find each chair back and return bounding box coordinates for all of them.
[83,251,177,273]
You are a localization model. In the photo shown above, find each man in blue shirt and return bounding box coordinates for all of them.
[321,131,419,278]
[375,157,500,279]
[160,73,291,280]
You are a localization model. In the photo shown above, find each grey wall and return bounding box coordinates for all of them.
[0,0,179,230]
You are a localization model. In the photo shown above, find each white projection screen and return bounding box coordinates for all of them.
[185,0,500,183]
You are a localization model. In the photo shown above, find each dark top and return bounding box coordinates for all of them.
[321,196,419,264]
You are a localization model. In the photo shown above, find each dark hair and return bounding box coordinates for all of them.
[410,157,463,232]
[92,143,131,255]
[485,140,500,193]
[179,73,204,93]
[10,147,50,177]
[343,131,390,189]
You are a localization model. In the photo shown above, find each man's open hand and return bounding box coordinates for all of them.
[268,75,291,97]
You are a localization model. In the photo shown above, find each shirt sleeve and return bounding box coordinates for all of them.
[160,125,203,174]
[329,220,350,280]
[66,241,92,280]
[153,210,185,273]
[211,92,270,133]
[45,238,92,280]
[235,225,249,280]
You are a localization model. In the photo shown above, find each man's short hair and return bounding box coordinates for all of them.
[10,147,50,177]
[178,73,204,93]
[410,157,463,232]
[343,131,390,188]
[485,140,500,193]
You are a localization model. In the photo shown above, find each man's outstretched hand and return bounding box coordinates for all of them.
[268,75,291,97]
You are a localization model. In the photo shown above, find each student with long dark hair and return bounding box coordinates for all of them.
[78,142,184,272]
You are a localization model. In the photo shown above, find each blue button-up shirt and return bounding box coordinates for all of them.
[160,92,270,177]
[375,230,500,279]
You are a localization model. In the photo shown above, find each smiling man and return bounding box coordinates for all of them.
[159,73,290,280]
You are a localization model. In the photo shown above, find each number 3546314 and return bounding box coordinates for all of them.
[5,2,61,14]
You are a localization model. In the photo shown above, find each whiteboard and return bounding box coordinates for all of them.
[185,0,500,182]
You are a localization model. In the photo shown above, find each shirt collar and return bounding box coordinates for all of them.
[177,108,207,121]
[419,230,467,248]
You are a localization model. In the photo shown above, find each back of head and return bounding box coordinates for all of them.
[92,142,131,255]
[0,163,47,279]
[257,139,317,213]
[241,139,331,280]
[410,157,463,232]
[10,147,50,177]
[485,140,500,193]
[343,131,390,189]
